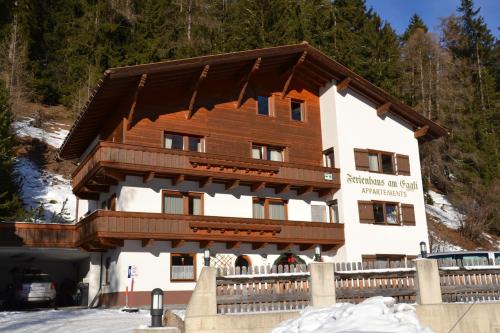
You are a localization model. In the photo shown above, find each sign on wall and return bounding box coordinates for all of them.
[346,173,419,198]
[127,265,139,278]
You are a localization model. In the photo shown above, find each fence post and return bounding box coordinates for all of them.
[310,262,336,308]
[185,266,217,317]
[415,259,442,305]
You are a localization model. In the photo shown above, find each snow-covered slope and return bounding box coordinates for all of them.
[425,191,463,230]
[272,297,432,333]
[12,117,75,222]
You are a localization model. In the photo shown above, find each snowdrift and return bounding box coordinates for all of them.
[271,297,432,333]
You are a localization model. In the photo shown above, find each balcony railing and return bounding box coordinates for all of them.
[72,141,340,198]
[75,210,345,251]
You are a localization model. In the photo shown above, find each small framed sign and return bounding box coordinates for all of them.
[324,172,333,181]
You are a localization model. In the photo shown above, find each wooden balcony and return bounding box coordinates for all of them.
[0,222,76,248]
[72,141,340,199]
[75,210,345,251]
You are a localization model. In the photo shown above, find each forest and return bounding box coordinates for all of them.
[0,0,498,241]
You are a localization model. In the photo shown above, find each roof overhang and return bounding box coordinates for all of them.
[59,42,447,160]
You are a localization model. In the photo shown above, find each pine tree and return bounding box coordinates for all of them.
[402,14,427,41]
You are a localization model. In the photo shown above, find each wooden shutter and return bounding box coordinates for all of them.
[358,201,374,224]
[401,204,416,225]
[354,149,369,171]
[396,154,411,175]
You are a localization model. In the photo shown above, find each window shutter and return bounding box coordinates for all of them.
[401,204,416,225]
[396,154,411,175]
[358,201,374,224]
[354,149,370,171]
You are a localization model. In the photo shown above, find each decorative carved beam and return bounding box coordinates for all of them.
[252,242,268,250]
[225,179,240,190]
[318,188,334,198]
[251,181,266,192]
[336,77,351,93]
[236,57,261,108]
[275,184,291,195]
[126,73,147,130]
[171,240,185,248]
[141,239,155,248]
[297,186,314,196]
[200,240,214,249]
[172,174,185,186]
[377,102,391,117]
[277,243,293,251]
[199,176,213,188]
[299,244,315,251]
[187,65,210,119]
[143,171,155,184]
[226,241,241,250]
[414,125,430,138]
[281,51,307,99]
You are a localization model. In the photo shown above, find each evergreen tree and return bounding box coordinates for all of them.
[402,14,427,41]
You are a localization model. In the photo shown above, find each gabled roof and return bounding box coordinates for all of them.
[59,42,447,159]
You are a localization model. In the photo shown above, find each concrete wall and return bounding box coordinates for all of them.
[417,303,500,333]
[319,81,429,262]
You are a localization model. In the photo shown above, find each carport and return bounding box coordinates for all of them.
[0,247,90,307]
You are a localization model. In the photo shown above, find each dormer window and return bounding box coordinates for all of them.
[164,132,204,152]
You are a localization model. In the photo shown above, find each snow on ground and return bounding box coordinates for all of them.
[12,117,69,149]
[0,308,150,333]
[14,157,75,222]
[428,230,463,253]
[425,190,463,230]
[272,297,432,333]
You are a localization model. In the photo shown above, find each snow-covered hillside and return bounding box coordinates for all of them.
[425,191,463,230]
[12,117,75,222]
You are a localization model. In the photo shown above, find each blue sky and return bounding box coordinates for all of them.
[365,0,499,37]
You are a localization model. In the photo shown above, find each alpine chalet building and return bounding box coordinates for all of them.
[57,42,446,306]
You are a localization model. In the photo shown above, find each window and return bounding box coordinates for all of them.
[171,253,196,282]
[252,198,287,220]
[257,96,270,116]
[368,151,394,173]
[164,132,204,152]
[311,205,327,222]
[328,200,340,223]
[291,100,304,121]
[323,148,335,168]
[358,201,411,225]
[251,144,285,162]
[354,149,399,175]
[163,191,203,215]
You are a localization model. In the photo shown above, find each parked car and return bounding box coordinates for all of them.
[14,272,56,307]
[427,250,500,266]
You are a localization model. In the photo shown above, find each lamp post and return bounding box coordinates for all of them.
[314,245,322,262]
[204,248,210,266]
[150,288,164,327]
[420,241,427,258]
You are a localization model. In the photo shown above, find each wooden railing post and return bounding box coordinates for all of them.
[310,262,336,308]
[415,259,442,305]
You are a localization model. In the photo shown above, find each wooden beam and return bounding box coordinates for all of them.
[126,73,147,130]
[318,188,334,198]
[322,244,337,252]
[225,179,240,190]
[414,125,430,138]
[103,169,125,182]
[275,184,291,195]
[85,184,109,192]
[187,65,210,119]
[199,176,213,188]
[236,57,261,108]
[251,181,266,192]
[277,243,293,251]
[78,192,100,201]
[336,77,351,93]
[99,238,124,248]
[299,244,315,251]
[281,51,307,99]
[297,185,314,196]
[200,240,214,249]
[172,174,185,186]
[141,238,155,248]
[143,171,155,183]
[92,177,118,186]
[171,240,185,248]
[226,241,241,250]
[252,242,268,250]
[377,102,391,117]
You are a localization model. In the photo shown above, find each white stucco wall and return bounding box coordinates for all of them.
[320,82,429,262]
